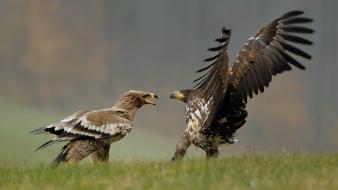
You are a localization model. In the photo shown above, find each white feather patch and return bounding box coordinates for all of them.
[78,116,133,136]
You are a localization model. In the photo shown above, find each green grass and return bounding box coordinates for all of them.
[1,154,337,190]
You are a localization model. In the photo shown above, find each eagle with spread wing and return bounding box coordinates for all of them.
[31,90,158,166]
[169,11,314,160]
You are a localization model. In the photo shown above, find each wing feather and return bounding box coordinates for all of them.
[35,110,132,143]
[283,17,313,25]
[229,10,313,104]
[189,27,231,129]
[281,26,314,34]
[69,110,132,138]
[280,34,313,45]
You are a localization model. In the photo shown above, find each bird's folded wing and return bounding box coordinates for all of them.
[36,109,132,142]
[58,110,133,140]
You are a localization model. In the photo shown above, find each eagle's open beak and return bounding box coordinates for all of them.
[169,91,184,100]
[145,93,158,105]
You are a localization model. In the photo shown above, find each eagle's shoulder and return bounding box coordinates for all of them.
[83,109,131,125]
[60,110,90,123]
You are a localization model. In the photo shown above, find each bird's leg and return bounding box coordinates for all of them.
[171,133,191,161]
[52,140,98,166]
[91,144,110,164]
[206,147,219,159]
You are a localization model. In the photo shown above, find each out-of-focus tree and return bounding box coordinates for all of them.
[0,1,116,110]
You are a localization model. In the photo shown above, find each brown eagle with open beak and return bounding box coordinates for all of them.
[170,10,314,160]
[31,90,158,166]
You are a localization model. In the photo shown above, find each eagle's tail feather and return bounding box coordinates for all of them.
[35,140,61,152]
[224,108,248,144]
[226,120,246,144]
[30,127,46,135]
[51,144,69,167]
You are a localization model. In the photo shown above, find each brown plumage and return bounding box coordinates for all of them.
[170,10,314,160]
[31,90,158,166]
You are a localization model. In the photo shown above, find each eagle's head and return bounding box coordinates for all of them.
[169,89,193,103]
[117,90,158,109]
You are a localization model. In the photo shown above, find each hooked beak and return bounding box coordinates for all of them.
[169,91,184,100]
[145,93,158,105]
[169,92,176,99]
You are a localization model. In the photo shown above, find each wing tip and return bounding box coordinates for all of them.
[222,27,231,34]
[29,127,46,135]
[35,140,54,151]
[281,10,304,19]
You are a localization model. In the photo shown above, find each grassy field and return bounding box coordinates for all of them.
[1,154,337,190]
[1,99,337,189]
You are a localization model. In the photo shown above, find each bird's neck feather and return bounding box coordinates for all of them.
[113,97,142,119]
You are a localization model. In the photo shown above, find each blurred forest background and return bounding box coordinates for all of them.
[0,0,337,164]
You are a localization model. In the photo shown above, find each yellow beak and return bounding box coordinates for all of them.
[169,91,185,100]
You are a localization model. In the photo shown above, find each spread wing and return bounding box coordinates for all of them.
[32,109,132,150]
[229,10,313,104]
[187,28,231,129]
